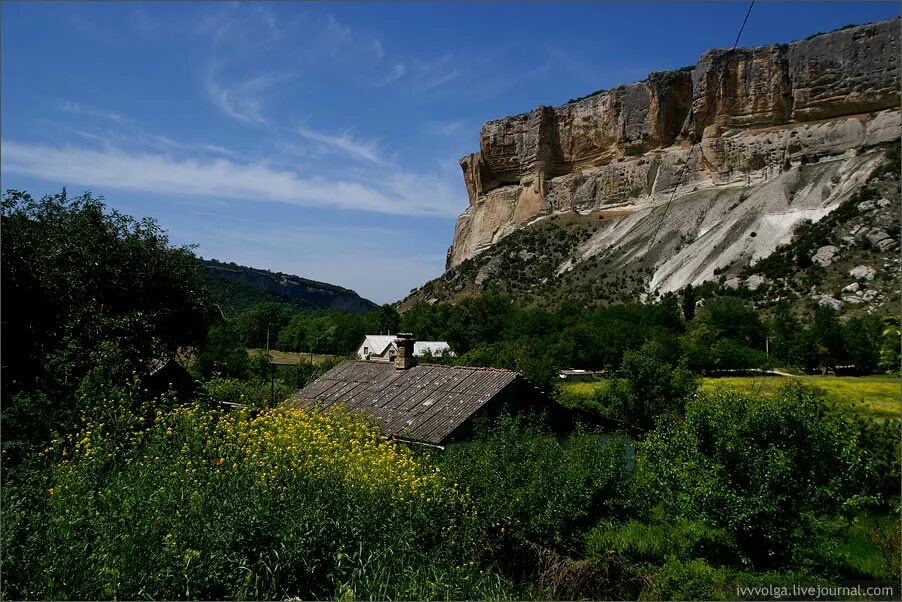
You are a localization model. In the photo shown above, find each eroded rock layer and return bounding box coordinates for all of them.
[448,19,901,274]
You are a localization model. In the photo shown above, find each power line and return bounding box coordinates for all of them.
[636,0,756,298]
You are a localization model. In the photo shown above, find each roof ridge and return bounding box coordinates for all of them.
[343,359,522,376]
[419,363,520,374]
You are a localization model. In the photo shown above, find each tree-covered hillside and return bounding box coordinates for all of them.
[203,258,377,316]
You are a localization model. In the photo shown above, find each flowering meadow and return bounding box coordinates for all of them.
[2,383,514,600]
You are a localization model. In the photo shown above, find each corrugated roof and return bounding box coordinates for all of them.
[289,360,519,444]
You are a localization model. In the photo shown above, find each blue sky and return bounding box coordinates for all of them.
[2,2,898,304]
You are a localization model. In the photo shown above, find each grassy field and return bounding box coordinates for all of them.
[246,349,346,366]
[561,374,901,420]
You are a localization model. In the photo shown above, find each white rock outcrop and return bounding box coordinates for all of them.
[849,265,877,281]
[811,246,839,267]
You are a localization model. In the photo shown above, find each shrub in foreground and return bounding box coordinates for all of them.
[437,414,631,553]
[633,384,897,571]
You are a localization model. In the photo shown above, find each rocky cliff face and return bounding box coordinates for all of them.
[447,19,901,296]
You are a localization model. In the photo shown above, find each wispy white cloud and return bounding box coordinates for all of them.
[468,60,553,101]
[2,140,465,218]
[151,134,237,158]
[205,70,291,125]
[425,119,471,137]
[402,55,464,94]
[64,127,113,146]
[321,14,352,52]
[371,39,385,61]
[418,69,461,93]
[61,101,128,124]
[257,7,283,40]
[197,10,235,45]
[375,62,406,87]
[54,110,238,159]
[296,126,386,165]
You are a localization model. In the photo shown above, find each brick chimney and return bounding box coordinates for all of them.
[394,333,416,370]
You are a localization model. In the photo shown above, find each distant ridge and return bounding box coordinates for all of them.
[202,258,377,314]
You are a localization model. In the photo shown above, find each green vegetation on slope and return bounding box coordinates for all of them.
[724,143,901,319]
[404,211,649,310]
[203,257,377,316]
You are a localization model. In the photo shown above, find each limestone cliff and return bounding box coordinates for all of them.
[447,18,901,297]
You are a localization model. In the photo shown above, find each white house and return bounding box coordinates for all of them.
[356,334,453,362]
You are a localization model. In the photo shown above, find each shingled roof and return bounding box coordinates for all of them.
[290,360,522,444]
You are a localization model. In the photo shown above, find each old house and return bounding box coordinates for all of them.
[292,334,558,446]
[356,334,453,362]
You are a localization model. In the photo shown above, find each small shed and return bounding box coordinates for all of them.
[143,358,199,402]
[292,334,558,445]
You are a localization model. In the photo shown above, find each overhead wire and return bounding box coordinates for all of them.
[634,0,756,298]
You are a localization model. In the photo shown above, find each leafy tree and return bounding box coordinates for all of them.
[460,338,561,393]
[234,302,295,349]
[275,313,310,352]
[447,295,515,354]
[600,341,698,431]
[681,284,696,321]
[693,296,766,347]
[370,304,400,335]
[769,302,799,365]
[842,315,883,374]
[793,326,821,373]
[193,322,249,380]
[682,297,767,371]
[398,302,456,343]
[812,306,846,369]
[878,318,901,374]
[1,190,211,455]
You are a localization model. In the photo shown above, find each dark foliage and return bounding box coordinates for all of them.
[1,190,212,460]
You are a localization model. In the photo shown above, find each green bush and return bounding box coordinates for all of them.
[201,375,295,408]
[645,557,732,601]
[633,384,893,570]
[437,414,630,552]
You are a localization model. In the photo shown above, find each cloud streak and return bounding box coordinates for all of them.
[61,101,128,123]
[205,70,292,125]
[375,63,406,87]
[296,127,386,165]
[2,140,465,218]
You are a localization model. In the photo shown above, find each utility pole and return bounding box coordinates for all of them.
[266,325,274,406]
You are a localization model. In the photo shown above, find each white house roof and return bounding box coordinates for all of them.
[414,341,452,356]
[361,335,395,356]
[360,336,453,357]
